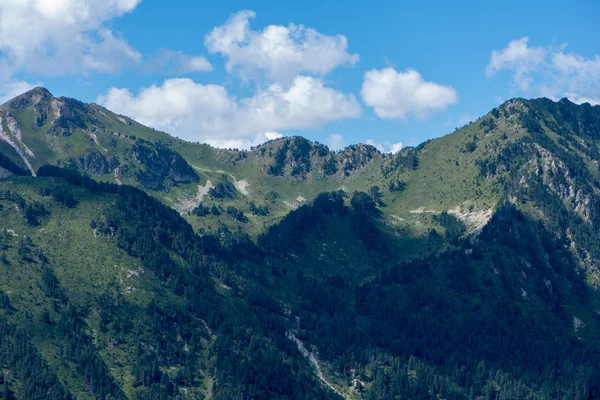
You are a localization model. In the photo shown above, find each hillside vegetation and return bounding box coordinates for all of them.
[1,89,600,399]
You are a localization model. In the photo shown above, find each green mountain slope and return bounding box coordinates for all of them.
[257,195,600,399]
[0,172,341,399]
[0,86,503,242]
[0,87,573,239]
[1,89,600,399]
[0,88,387,237]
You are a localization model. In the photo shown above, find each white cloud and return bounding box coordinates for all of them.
[0,79,38,104]
[327,133,345,151]
[0,0,142,75]
[0,1,219,78]
[81,29,141,74]
[204,138,250,150]
[486,38,600,105]
[0,61,38,104]
[548,50,600,104]
[485,37,546,90]
[389,142,403,154]
[205,10,359,84]
[365,139,403,154]
[263,131,283,141]
[147,49,213,74]
[361,68,458,119]
[186,57,213,72]
[98,79,238,139]
[205,131,284,150]
[97,76,361,148]
[564,93,600,105]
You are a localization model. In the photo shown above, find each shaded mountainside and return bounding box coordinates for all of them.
[258,196,600,399]
[1,89,600,399]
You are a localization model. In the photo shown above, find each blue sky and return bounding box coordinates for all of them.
[0,0,598,151]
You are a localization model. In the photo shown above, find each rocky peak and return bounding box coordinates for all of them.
[1,87,54,110]
[260,136,334,178]
[339,144,381,176]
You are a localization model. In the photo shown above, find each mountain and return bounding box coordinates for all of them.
[0,88,389,237]
[1,89,600,399]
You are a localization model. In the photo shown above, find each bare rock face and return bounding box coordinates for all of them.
[339,144,380,176]
[1,88,55,130]
[132,142,199,191]
[47,98,94,136]
[61,151,120,175]
[1,87,53,110]
[261,137,339,179]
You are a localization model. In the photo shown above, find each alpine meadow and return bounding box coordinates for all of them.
[0,1,600,400]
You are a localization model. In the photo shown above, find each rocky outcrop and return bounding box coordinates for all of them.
[0,87,53,110]
[46,98,92,136]
[339,144,380,176]
[266,137,314,178]
[261,137,340,179]
[61,151,120,175]
[0,116,36,176]
[132,142,199,191]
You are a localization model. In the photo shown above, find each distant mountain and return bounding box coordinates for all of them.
[1,89,600,399]
[0,87,390,236]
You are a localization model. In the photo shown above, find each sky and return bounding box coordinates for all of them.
[0,0,598,152]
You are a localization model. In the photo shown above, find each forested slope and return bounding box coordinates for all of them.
[1,91,600,399]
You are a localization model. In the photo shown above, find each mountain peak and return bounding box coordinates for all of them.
[27,86,53,97]
[15,86,54,102]
[2,86,600,399]
[1,86,54,109]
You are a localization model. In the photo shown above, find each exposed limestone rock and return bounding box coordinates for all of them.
[0,116,36,176]
[5,114,35,157]
[174,180,215,214]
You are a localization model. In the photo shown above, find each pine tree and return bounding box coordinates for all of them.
[3,378,9,400]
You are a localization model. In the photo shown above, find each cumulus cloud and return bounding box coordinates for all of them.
[205,10,359,83]
[0,6,364,148]
[361,68,458,119]
[486,38,600,104]
[0,79,37,104]
[389,142,403,154]
[146,49,213,74]
[365,139,403,154]
[263,131,284,141]
[327,133,345,151]
[0,0,142,75]
[485,37,546,90]
[204,138,252,150]
[97,76,361,148]
[0,61,38,104]
[204,131,284,150]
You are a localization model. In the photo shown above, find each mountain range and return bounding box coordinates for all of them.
[1,87,600,399]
